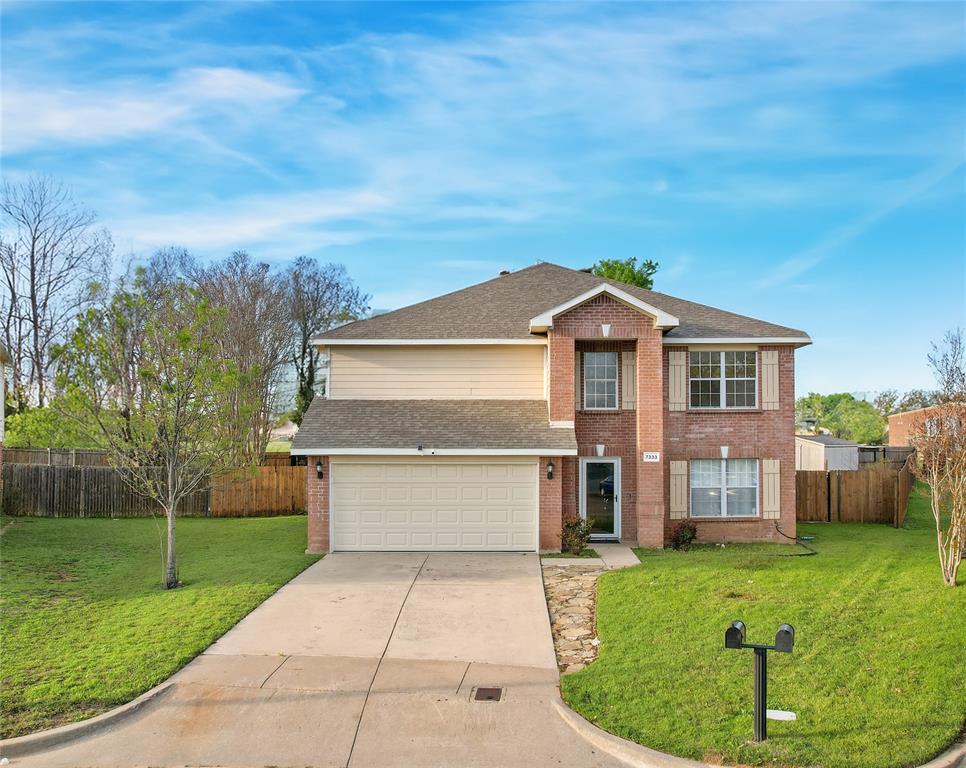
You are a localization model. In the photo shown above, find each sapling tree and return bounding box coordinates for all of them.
[912,329,966,587]
[57,276,251,588]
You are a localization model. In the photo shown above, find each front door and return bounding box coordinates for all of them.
[580,458,620,540]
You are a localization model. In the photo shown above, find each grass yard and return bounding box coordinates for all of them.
[0,515,319,738]
[561,484,966,768]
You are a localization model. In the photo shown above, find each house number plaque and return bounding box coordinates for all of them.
[642,452,660,462]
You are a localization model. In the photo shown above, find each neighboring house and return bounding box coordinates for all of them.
[291,262,810,553]
[795,434,859,471]
[888,405,939,446]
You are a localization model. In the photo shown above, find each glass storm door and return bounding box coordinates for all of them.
[581,459,620,539]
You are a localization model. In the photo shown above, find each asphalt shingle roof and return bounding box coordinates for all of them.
[291,399,577,453]
[319,262,809,342]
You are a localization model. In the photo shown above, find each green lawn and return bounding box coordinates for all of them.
[561,484,966,768]
[0,515,319,738]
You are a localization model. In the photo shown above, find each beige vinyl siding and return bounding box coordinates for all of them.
[621,351,636,410]
[762,459,780,519]
[328,344,546,399]
[761,350,779,410]
[668,350,687,411]
[669,460,688,519]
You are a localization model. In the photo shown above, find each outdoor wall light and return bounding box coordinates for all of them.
[724,620,796,742]
[546,461,555,480]
[315,461,324,480]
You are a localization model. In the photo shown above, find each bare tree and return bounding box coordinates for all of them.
[0,176,112,409]
[286,257,368,423]
[912,329,966,586]
[192,251,291,461]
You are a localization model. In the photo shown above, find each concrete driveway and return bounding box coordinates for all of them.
[14,553,627,768]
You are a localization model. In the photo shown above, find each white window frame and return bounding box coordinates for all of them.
[689,458,760,518]
[583,351,619,411]
[688,350,758,410]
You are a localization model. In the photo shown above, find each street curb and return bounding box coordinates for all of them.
[552,695,709,768]
[919,739,966,768]
[0,681,176,759]
[553,695,966,768]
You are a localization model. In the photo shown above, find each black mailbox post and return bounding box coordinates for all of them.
[724,621,795,742]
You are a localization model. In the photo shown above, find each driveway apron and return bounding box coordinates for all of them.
[12,553,626,768]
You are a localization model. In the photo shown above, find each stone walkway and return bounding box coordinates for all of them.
[541,544,639,674]
[543,563,606,673]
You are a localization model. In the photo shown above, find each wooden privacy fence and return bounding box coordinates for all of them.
[796,455,915,527]
[210,467,305,517]
[1,464,305,518]
[5,448,298,468]
[4,448,111,466]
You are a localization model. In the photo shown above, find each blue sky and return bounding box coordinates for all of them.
[2,1,964,396]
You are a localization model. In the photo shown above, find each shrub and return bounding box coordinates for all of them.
[561,516,594,555]
[669,521,697,550]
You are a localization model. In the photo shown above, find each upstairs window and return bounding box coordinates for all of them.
[583,351,618,409]
[689,350,757,409]
[690,458,759,517]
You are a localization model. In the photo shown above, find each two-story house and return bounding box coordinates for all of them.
[291,262,810,553]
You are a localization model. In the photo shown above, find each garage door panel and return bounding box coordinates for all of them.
[331,461,537,551]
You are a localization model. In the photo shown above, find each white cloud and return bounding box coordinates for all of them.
[1,67,304,153]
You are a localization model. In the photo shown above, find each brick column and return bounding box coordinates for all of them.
[539,456,563,551]
[306,455,329,554]
[548,331,575,423]
[636,327,665,547]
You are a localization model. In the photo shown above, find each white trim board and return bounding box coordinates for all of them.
[529,284,678,332]
[312,337,548,346]
[664,336,811,346]
[291,447,578,456]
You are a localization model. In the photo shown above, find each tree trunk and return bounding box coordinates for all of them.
[163,505,178,589]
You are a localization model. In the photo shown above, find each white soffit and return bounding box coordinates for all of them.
[529,284,679,332]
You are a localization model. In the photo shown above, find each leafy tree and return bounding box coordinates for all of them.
[591,256,659,289]
[4,392,103,448]
[838,400,886,444]
[57,277,252,589]
[795,392,885,443]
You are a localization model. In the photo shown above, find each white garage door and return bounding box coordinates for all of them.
[330,461,538,551]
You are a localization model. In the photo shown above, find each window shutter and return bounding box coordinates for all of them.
[670,460,688,519]
[668,350,687,411]
[762,459,780,519]
[574,352,581,412]
[761,350,779,410]
[621,351,636,410]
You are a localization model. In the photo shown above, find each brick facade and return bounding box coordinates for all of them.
[663,344,797,543]
[304,296,799,552]
[549,295,666,547]
[888,407,934,447]
[306,455,329,554]
[539,456,563,550]
[547,296,796,548]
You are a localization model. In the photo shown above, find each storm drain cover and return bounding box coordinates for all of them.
[474,687,503,702]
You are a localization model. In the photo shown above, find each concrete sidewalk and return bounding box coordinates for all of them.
[10,553,627,768]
